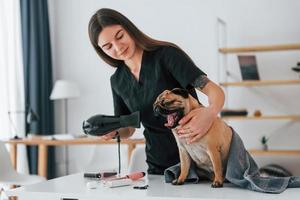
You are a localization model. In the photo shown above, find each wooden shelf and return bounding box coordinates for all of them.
[219,44,300,53]
[249,149,300,156]
[221,115,300,121]
[218,43,300,156]
[220,79,300,87]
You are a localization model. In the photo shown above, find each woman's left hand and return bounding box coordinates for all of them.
[176,107,217,144]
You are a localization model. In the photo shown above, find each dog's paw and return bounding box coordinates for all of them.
[211,181,223,188]
[172,179,184,185]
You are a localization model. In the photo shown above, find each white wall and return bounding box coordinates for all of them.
[48,0,300,176]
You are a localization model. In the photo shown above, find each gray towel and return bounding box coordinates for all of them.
[164,129,300,193]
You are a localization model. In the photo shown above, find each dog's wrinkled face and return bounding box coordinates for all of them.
[153,88,190,129]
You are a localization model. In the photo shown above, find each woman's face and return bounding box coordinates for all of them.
[98,25,137,61]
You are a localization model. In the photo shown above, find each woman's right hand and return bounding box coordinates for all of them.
[99,131,118,141]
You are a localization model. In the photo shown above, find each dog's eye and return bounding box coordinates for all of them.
[163,100,175,106]
[171,100,183,106]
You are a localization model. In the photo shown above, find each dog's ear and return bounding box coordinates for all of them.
[171,88,189,98]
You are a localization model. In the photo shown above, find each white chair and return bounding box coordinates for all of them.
[0,140,46,189]
[128,145,147,173]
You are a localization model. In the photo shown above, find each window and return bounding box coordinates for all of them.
[0,0,25,139]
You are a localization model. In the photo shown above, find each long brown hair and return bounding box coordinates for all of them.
[88,8,182,67]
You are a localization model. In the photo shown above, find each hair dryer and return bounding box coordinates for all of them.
[82,111,140,136]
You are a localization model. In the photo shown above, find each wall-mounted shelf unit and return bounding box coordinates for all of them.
[218,43,300,154]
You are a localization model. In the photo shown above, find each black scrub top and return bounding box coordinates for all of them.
[110,46,206,174]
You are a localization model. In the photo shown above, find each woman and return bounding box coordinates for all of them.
[88,8,225,174]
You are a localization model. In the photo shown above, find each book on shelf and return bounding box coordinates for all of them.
[220,109,248,117]
[238,55,260,80]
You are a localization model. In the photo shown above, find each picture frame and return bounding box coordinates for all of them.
[237,55,260,80]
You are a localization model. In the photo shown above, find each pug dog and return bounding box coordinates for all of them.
[153,88,232,187]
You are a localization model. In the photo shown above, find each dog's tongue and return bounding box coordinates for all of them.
[166,113,176,128]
